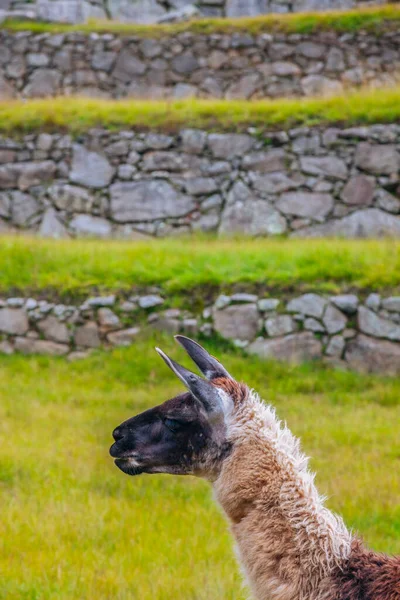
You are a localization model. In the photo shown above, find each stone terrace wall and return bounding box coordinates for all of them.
[0,29,399,99]
[4,0,383,26]
[1,125,400,238]
[2,290,400,374]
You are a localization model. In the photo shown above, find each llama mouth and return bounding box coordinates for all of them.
[114,457,144,476]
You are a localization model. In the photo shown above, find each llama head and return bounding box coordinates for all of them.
[110,336,245,480]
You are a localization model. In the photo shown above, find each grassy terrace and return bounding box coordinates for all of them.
[0,335,399,599]
[1,87,400,135]
[2,4,400,36]
[1,237,400,297]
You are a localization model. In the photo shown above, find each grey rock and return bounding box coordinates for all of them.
[110,180,195,222]
[18,161,56,191]
[39,208,68,239]
[11,191,40,227]
[181,317,198,335]
[171,51,199,75]
[24,69,61,97]
[355,143,400,175]
[345,334,400,375]
[287,294,327,318]
[226,74,260,100]
[300,156,347,180]
[330,294,359,315]
[138,295,164,309]
[294,209,400,238]
[92,51,116,72]
[258,298,279,312]
[14,337,69,356]
[107,327,140,346]
[376,189,400,214]
[70,215,112,237]
[0,192,10,218]
[150,315,180,334]
[242,149,286,173]
[70,144,114,189]
[231,293,258,303]
[382,297,400,312]
[247,332,322,363]
[358,306,400,341]
[0,340,13,355]
[7,298,24,308]
[0,308,28,335]
[48,183,93,212]
[326,47,345,71]
[226,0,267,16]
[0,74,15,99]
[301,75,343,97]
[253,172,302,194]
[272,61,301,76]
[213,303,259,341]
[144,133,174,150]
[265,314,294,337]
[87,295,116,308]
[37,315,70,343]
[113,49,146,82]
[109,0,165,23]
[365,293,381,311]
[74,321,101,348]
[181,129,207,154]
[325,335,345,358]
[340,175,375,206]
[184,177,217,196]
[97,308,121,330]
[67,351,91,361]
[323,304,347,334]
[304,317,325,332]
[214,294,231,310]
[208,134,253,159]
[277,192,333,219]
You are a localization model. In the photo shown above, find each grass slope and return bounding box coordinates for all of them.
[0,335,399,599]
[1,87,400,134]
[3,4,400,36]
[1,237,400,297]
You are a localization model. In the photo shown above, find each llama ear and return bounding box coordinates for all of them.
[174,335,232,380]
[155,347,223,416]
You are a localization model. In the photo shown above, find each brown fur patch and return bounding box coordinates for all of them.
[334,539,400,600]
[212,377,248,405]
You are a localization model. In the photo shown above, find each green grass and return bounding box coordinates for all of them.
[1,236,400,297]
[3,4,400,36]
[2,87,400,135]
[0,334,399,599]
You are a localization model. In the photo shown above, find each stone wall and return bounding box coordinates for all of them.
[2,290,400,374]
[0,28,399,99]
[1,125,400,238]
[3,0,384,26]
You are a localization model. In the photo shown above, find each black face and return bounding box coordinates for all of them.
[110,393,215,477]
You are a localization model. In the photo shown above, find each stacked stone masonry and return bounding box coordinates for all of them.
[0,29,399,99]
[2,290,400,374]
[3,0,386,26]
[1,125,400,237]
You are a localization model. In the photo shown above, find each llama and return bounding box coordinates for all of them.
[110,335,400,600]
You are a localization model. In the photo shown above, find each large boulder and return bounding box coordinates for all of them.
[286,293,327,318]
[213,304,260,341]
[354,143,400,175]
[110,180,195,222]
[277,192,333,219]
[247,332,322,363]
[357,306,400,341]
[0,308,28,335]
[293,208,400,238]
[345,334,400,374]
[70,144,114,189]
[219,181,286,236]
[37,315,70,343]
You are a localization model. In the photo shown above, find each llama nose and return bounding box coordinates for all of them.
[112,427,124,442]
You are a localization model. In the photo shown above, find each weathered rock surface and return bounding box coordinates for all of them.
[213,303,259,341]
[345,334,400,374]
[358,306,400,341]
[248,332,322,363]
[286,294,327,318]
[70,144,114,189]
[37,315,70,343]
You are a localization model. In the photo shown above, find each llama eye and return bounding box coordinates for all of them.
[164,418,183,433]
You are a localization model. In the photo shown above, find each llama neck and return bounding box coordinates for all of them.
[213,390,353,600]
